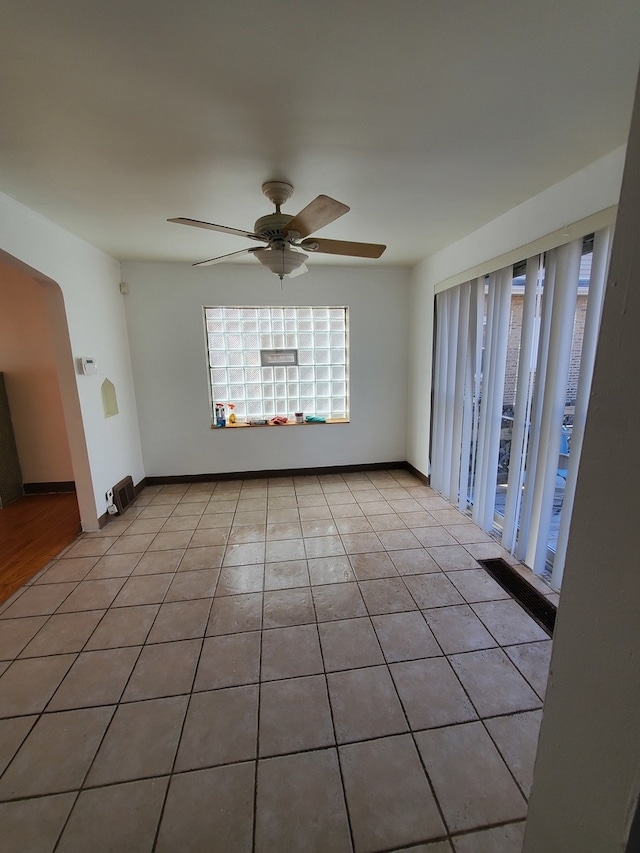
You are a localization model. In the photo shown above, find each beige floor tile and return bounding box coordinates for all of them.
[0,792,76,853]
[228,524,266,545]
[233,510,268,526]
[427,544,480,571]
[411,527,458,548]
[335,516,373,534]
[359,577,417,615]
[367,513,407,531]
[328,665,408,743]
[312,582,368,622]
[122,639,201,701]
[326,493,358,507]
[504,640,552,698]
[423,605,499,654]
[263,588,315,628]
[319,617,385,671]
[206,593,263,635]
[330,502,365,519]
[203,499,238,514]
[63,538,115,559]
[84,604,159,650]
[237,497,267,512]
[404,574,465,608]
[341,532,385,555]
[0,617,44,660]
[0,706,114,798]
[178,545,225,570]
[267,496,297,510]
[299,503,333,520]
[447,569,510,603]
[222,541,266,567]
[147,531,193,551]
[259,674,334,756]
[106,533,157,555]
[261,624,323,681]
[390,658,477,730]
[300,519,338,537]
[176,685,258,770]
[147,599,211,643]
[0,715,37,775]
[372,611,441,662]
[194,632,261,690]
[19,611,105,658]
[57,578,127,613]
[48,646,140,710]
[415,722,527,832]
[36,557,98,584]
[443,524,493,545]
[399,510,441,528]
[157,763,254,852]
[471,599,549,645]
[131,550,183,576]
[196,512,233,528]
[172,500,207,516]
[57,777,168,853]
[307,555,355,585]
[112,574,172,607]
[452,820,525,852]
[485,709,543,797]
[265,538,306,563]
[266,521,304,540]
[388,842,452,852]
[267,507,300,523]
[376,529,422,551]
[390,549,441,575]
[0,654,76,716]
[463,541,515,562]
[428,509,471,527]
[264,560,309,590]
[296,493,328,507]
[87,695,187,786]
[416,496,451,511]
[165,568,219,601]
[138,506,173,520]
[125,517,167,535]
[348,551,398,580]
[255,750,351,853]
[216,564,264,596]
[449,648,542,717]
[340,734,446,850]
[85,553,142,579]
[304,535,346,559]
[361,500,394,516]
[1,583,77,618]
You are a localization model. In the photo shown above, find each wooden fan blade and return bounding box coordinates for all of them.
[168,217,262,241]
[283,195,350,239]
[192,248,257,267]
[301,238,386,259]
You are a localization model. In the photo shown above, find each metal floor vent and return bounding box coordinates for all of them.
[113,475,135,515]
[478,558,557,637]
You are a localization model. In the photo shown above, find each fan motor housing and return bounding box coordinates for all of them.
[253,212,296,242]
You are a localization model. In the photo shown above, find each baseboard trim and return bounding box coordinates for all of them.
[23,481,76,495]
[145,461,416,486]
[404,462,430,486]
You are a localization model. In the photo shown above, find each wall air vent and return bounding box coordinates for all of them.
[112,475,135,515]
[478,558,557,637]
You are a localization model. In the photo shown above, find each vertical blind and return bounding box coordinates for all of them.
[430,227,612,585]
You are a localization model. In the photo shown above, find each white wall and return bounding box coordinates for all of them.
[523,72,640,853]
[0,193,145,529]
[121,261,410,477]
[406,147,626,476]
[0,262,73,483]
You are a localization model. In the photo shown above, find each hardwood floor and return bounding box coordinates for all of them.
[0,493,81,605]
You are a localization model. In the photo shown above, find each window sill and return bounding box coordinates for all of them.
[211,418,349,429]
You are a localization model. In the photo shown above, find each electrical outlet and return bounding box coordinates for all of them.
[106,488,114,503]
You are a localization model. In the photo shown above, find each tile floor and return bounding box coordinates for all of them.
[0,469,554,852]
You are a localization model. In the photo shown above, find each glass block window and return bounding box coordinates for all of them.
[204,306,349,421]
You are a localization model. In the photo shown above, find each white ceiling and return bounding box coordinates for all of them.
[1,1,639,268]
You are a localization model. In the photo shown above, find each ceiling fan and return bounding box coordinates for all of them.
[168,181,386,280]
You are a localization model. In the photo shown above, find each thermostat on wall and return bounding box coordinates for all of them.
[78,357,98,375]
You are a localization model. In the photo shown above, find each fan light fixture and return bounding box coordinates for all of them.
[253,246,308,280]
